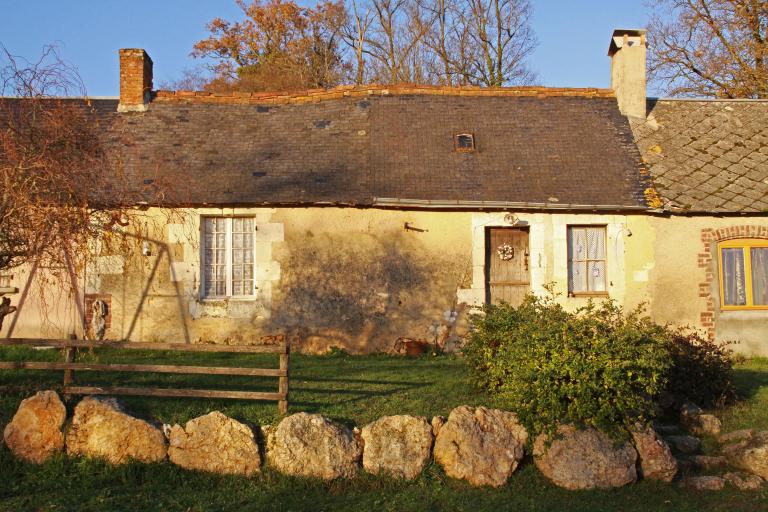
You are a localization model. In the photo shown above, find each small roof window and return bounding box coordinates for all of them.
[454,133,475,152]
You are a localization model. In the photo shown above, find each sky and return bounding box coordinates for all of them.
[0,0,655,97]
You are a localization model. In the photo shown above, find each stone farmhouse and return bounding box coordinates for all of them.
[1,29,766,355]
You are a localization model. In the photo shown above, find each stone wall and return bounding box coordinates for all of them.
[5,392,765,491]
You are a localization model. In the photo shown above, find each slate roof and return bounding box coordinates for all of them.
[632,99,768,213]
[2,86,654,210]
[101,86,652,210]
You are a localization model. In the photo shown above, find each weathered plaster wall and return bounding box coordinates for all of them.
[0,266,81,339]
[457,212,655,312]
[649,216,768,356]
[3,208,657,354]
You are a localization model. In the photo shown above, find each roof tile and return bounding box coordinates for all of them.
[633,99,768,213]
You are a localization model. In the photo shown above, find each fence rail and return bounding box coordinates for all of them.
[0,338,290,414]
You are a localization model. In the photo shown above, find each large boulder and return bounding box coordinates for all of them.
[433,406,528,487]
[431,416,446,437]
[3,391,66,463]
[267,413,361,480]
[534,425,637,490]
[360,415,433,480]
[168,411,261,476]
[65,397,166,464]
[631,426,678,482]
[722,431,768,479]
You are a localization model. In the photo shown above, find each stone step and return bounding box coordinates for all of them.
[653,424,680,435]
[723,472,764,491]
[664,435,702,455]
[718,429,755,445]
[687,455,727,470]
[679,475,725,491]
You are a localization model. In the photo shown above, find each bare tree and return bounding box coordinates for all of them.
[419,0,493,85]
[180,0,538,89]
[461,0,537,86]
[342,0,375,84]
[158,66,216,92]
[0,46,137,274]
[363,0,433,83]
[648,0,768,98]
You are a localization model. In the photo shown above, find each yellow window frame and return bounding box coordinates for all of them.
[717,238,768,311]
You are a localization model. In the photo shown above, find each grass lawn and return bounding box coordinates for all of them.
[0,347,767,512]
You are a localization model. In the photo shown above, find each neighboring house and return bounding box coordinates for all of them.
[632,96,768,355]
[1,30,766,355]
[608,30,768,355]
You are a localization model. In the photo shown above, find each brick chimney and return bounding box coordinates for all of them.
[118,49,153,112]
[608,29,647,119]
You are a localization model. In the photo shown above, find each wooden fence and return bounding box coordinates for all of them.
[0,338,290,414]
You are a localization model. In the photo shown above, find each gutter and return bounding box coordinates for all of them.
[648,97,768,103]
[373,197,652,212]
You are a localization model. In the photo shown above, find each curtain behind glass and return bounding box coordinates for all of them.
[721,248,746,306]
[751,247,768,306]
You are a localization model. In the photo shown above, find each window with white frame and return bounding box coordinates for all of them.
[202,217,255,298]
[567,225,607,295]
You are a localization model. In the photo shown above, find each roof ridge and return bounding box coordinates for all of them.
[152,84,615,105]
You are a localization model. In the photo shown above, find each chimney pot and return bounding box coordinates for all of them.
[118,48,153,112]
[608,29,647,119]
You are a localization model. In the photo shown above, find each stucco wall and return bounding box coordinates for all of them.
[6,207,764,356]
[649,216,768,356]
[2,208,471,353]
[2,208,653,353]
[456,212,654,312]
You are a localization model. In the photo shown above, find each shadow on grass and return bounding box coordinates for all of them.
[292,380,421,411]
[733,368,768,400]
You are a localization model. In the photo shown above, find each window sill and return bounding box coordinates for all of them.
[199,296,258,303]
[720,306,768,311]
[568,292,609,298]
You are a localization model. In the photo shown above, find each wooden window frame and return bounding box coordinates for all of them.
[717,238,768,311]
[454,133,476,152]
[200,216,257,300]
[567,225,609,297]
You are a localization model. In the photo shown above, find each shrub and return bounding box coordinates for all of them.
[664,329,736,408]
[463,293,671,440]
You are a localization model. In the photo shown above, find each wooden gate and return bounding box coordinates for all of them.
[485,227,530,306]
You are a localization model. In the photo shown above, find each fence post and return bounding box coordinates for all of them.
[278,343,289,415]
[63,333,76,389]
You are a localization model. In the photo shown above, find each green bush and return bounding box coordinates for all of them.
[463,293,671,440]
[664,329,736,408]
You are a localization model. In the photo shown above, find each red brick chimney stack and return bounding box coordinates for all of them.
[118,49,153,112]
